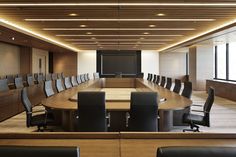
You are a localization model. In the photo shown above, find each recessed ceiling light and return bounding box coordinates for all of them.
[143,32,149,35]
[80,24,87,27]
[140,37,145,40]
[11,37,15,40]
[149,25,156,28]
[69,13,78,16]
[86,32,92,35]
[91,37,96,40]
[156,13,165,16]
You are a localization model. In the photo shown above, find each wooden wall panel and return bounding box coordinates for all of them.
[52,51,77,76]
[20,46,32,75]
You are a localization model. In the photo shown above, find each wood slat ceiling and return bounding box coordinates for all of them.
[1,0,236,51]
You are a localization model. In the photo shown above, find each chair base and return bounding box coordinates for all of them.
[183,123,200,132]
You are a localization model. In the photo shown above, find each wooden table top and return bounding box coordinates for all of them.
[42,78,192,111]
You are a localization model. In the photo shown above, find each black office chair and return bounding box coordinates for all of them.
[44,80,55,97]
[183,87,215,132]
[147,73,150,81]
[156,75,160,85]
[84,73,88,81]
[181,81,192,99]
[0,146,79,157]
[126,92,158,132]
[37,74,44,84]
[165,77,172,90]
[157,146,236,157]
[160,76,166,87]
[80,74,85,83]
[51,73,57,80]
[149,74,153,82]
[56,79,65,93]
[6,75,15,84]
[86,73,90,80]
[77,91,110,132]
[15,77,24,89]
[27,76,35,86]
[173,79,181,94]
[77,75,82,84]
[71,76,78,87]
[64,77,72,89]
[153,75,157,83]
[21,88,54,131]
[0,79,9,92]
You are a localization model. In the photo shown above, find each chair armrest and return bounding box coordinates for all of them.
[126,112,130,127]
[106,112,111,127]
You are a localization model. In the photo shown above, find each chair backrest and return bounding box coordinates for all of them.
[80,74,85,83]
[77,75,82,84]
[77,92,106,132]
[21,88,32,127]
[129,92,158,132]
[156,75,160,85]
[0,146,79,157]
[157,147,236,157]
[84,74,88,81]
[45,74,52,81]
[27,76,35,86]
[153,75,157,83]
[149,74,153,81]
[181,81,192,99]
[93,72,100,79]
[51,73,57,80]
[0,79,9,92]
[15,77,24,89]
[6,75,14,84]
[147,73,150,80]
[173,79,181,94]
[71,76,78,87]
[165,77,172,90]
[86,73,90,80]
[56,79,65,93]
[64,77,72,89]
[203,87,215,127]
[160,76,166,87]
[44,80,55,97]
[37,74,44,84]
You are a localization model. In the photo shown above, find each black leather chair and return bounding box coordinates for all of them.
[56,79,65,93]
[0,79,9,92]
[44,80,55,97]
[84,74,88,81]
[126,92,158,132]
[181,81,192,99]
[77,75,82,84]
[153,75,157,83]
[86,73,90,80]
[77,91,109,132]
[147,73,151,81]
[93,72,100,79]
[15,77,24,89]
[6,75,15,84]
[149,74,153,82]
[183,87,215,132]
[37,74,44,84]
[71,76,78,87]
[165,77,172,90]
[160,76,166,87]
[173,79,181,94]
[157,146,236,157]
[64,77,72,89]
[0,146,79,157]
[80,74,85,83]
[156,75,160,85]
[21,88,54,131]
[27,76,35,86]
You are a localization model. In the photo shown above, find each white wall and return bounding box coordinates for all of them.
[77,50,96,78]
[141,50,159,79]
[0,42,20,76]
[32,48,49,75]
[159,52,187,79]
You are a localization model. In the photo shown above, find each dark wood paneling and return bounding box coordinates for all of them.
[20,46,32,75]
[52,51,77,76]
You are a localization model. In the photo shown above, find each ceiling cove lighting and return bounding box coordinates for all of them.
[65,39,173,41]
[0,18,80,52]
[71,42,166,45]
[43,28,195,31]
[158,18,236,52]
[68,13,78,16]
[57,34,183,37]
[25,18,215,22]
[2,3,236,6]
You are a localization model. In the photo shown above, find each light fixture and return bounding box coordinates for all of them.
[86,32,92,35]
[91,37,96,40]
[43,28,195,31]
[80,24,87,27]
[57,34,183,37]
[26,18,215,22]
[140,37,145,40]
[143,32,149,35]
[11,37,15,40]
[65,39,173,41]
[68,13,78,16]
[2,3,236,6]
[156,13,165,16]
[72,42,166,45]
[0,18,80,52]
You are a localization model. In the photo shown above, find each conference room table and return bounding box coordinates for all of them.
[42,78,192,132]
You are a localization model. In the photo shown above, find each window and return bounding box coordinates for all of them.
[215,42,236,81]
[229,42,236,80]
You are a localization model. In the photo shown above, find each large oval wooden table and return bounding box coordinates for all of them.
[42,78,192,132]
